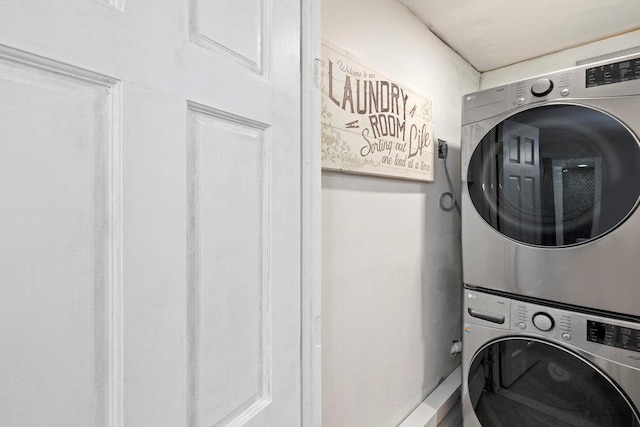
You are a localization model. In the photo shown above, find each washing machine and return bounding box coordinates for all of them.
[462,288,640,426]
[461,54,640,317]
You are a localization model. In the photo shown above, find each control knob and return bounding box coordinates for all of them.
[532,312,554,331]
[531,78,554,97]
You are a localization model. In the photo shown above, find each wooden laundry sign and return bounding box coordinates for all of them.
[321,40,434,182]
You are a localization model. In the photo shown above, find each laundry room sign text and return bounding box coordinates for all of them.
[321,40,434,181]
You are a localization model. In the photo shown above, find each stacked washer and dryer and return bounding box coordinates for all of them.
[460,54,640,426]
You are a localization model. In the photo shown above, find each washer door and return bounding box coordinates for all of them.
[467,104,640,247]
[468,338,640,426]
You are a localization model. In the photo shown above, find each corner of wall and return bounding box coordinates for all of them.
[321,0,477,426]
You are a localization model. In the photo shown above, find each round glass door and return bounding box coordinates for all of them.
[467,105,640,246]
[468,338,640,426]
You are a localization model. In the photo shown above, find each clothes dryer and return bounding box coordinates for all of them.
[461,54,640,317]
[462,289,640,426]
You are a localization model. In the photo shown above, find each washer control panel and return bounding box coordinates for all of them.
[464,289,640,369]
[587,320,640,353]
[512,300,573,340]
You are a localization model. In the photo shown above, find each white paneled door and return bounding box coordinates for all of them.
[0,1,301,426]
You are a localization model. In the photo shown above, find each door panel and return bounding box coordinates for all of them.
[0,49,119,427]
[189,0,267,73]
[0,1,301,426]
[187,106,271,427]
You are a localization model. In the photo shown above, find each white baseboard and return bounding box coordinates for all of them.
[398,366,461,427]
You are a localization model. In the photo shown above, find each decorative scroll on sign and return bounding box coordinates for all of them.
[321,41,434,182]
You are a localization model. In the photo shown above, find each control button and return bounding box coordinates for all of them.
[531,78,554,97]
[561,88,570,96]
[532,312,554,331]
[517,97,525,105]
[562,333,571,341]
[518,322,526,330]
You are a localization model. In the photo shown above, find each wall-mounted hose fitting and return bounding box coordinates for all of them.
[450,340,463,356]
[438,139,460,213]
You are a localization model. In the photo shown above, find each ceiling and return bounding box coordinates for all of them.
[399,0,640,72]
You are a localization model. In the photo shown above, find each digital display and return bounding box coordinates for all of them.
[587,320,640,353]
[586,58,640,88]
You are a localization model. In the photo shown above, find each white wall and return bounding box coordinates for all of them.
[321,1,479,426]
[481,29,640,89]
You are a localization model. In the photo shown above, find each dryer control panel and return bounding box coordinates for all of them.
[586,57,640,88]
[461,52,640,126]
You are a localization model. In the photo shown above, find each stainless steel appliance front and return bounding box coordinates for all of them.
[462,289,640,426]
[461,54,640,316]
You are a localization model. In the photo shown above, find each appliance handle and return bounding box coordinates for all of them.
[468,308,505,324]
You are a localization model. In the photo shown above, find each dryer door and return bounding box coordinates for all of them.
[467,104,640,247]
[468,338,640,426]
